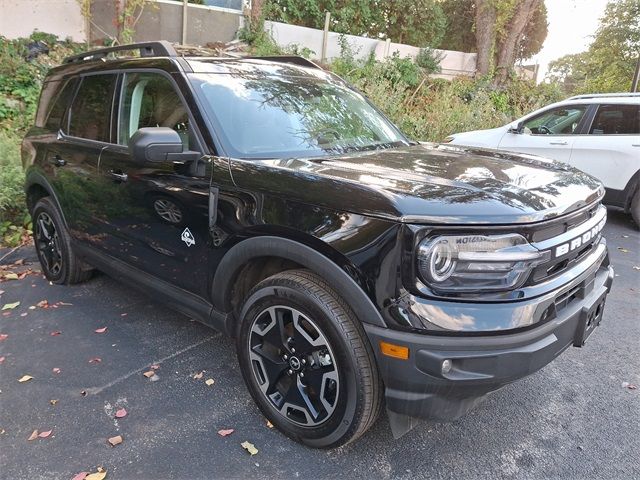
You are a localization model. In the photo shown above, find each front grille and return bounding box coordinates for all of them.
[527,203,606,285]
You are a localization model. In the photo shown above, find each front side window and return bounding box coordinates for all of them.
[589,104,640,135]
[523,105,587,135]
[190,73,408,159]
[68,74,117,142]
[118,72,190,146]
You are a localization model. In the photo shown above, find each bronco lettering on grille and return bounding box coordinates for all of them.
[554,218,606,258]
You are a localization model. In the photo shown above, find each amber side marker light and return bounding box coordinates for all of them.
[379,341,410,360]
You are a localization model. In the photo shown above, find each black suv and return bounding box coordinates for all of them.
[22,42,614,448]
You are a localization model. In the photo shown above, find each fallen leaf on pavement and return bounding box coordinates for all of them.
[217,429,234,437]
[618,247,629,253]
[266,420,273,429]
[633,266,640,271]
[0,334,8,341]
[57,302,73,306]
[28,430,39,441]
[85,467,107,480]
[18,375,33,383]
[115,408,127,418]
[71,472,88,480]
[20,312,28,317]
[3,273,19,280]
[50,331,62,336]
[52,368,61,374]
[2,302,19,310]
[622,381,637,390]
[193,371,204,380]
[205,378,215,386]
[0,356,5,364]
[241,441,259,455]
[150,364,159,370]
[80,390,87,397]
[50,399,58,405]
[38,430,52,438]
[89,357,102,364]
[107,435,123,446]
[36,300,49,308]
[28,305,36,310]
[143,370,155,378]
[94,327,107,334]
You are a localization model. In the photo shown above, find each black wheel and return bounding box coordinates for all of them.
[631,190,640,229]
[32,197,92,284]
[236,269,382,448]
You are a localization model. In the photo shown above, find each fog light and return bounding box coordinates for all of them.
[441,359,453,374]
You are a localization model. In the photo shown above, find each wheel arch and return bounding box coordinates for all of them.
[212,235,387,336]
[25,170,68,227]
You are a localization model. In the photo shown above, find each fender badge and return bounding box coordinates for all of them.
[181,227,195,247]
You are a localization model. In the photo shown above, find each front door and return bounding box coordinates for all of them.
[97,71,211,297]
[499,104,589,163]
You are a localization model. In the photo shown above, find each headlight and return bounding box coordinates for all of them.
[442,136,454,143]
[416,233,550,293]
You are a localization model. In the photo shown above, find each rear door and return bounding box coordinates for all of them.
[569,103,640,192]
[97,70,211,296]
[46,73,118,245]
[498,104,589,162]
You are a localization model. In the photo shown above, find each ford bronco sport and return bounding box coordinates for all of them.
[22,41,614,448]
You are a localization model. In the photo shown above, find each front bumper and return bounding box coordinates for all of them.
[364,263,614,423]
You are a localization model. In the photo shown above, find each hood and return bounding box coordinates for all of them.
[229,143,604,225]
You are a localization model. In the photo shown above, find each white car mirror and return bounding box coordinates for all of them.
[507,121,524,134]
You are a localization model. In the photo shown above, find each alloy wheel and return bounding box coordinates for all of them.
[248,305,340,427]
[35,212,62,276]
[153,198,182,224]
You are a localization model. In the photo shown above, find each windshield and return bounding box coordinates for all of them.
[190,73,408,159]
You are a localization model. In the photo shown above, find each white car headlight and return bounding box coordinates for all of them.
[416,233,550,293]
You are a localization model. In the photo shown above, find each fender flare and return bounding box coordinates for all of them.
[24,170,69,228]
[211,236,387,329]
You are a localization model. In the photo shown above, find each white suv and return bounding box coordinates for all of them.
[445,93,640,226]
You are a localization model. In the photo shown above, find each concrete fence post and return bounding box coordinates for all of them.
[321,11,330,63]
[182,0,188,45]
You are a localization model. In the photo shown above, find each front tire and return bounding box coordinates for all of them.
[236,269,382,448]
[631,190,640,229]
[32,197,92,284]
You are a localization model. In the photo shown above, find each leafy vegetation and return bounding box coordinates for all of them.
[0,34,84,246]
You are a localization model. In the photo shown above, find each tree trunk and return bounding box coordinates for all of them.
[475,0,497,76]
[493,0,542,86]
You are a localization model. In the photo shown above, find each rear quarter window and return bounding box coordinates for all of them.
[35,78,78,131]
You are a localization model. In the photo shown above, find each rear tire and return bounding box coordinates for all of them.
[236,269,382,448]
[32,197,93,284]
[631,190,640,229]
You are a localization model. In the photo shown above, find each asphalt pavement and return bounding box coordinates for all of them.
[0,208,639,480]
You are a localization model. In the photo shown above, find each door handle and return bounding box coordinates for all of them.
[47,155,67,167]
[549,141,568,146]
[108,170,128,182]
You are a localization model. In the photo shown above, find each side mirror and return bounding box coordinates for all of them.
[508,121,524,134]
[129,127,199,164]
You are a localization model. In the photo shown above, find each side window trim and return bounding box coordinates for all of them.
[115,68,204,154]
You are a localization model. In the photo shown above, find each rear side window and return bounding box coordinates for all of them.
[68,74,117,142]
[589,104,640,135]
[43,78,78,131]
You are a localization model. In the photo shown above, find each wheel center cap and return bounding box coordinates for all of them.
[289,356,301,371]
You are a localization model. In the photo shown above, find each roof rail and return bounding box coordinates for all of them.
[244,56,322,70]
[568,92,640,100]
[63,41,177,64]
